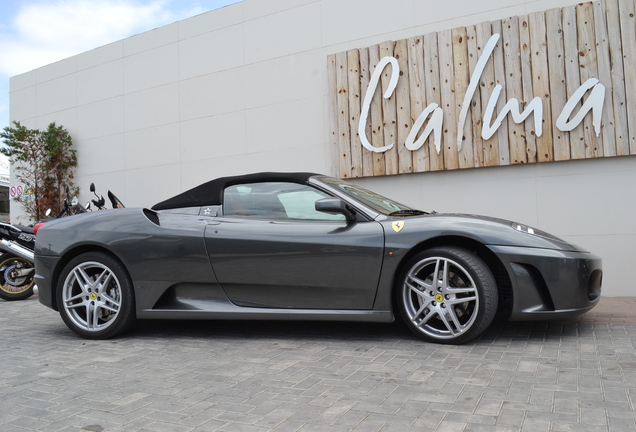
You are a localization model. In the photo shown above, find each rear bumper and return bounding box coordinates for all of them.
[34,255,61,311]
[487,245,602,321]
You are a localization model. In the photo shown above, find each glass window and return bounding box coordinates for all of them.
[316,176,417,215]
[223,182,345,221]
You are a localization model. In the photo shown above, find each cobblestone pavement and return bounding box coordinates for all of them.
[2,296,636,432]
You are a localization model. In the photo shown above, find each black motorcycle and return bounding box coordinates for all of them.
[108,190,125,209]
[0,185,90,301]
[56,185,89,217]
[88,183,125,210]
[0,184,125,301]
[0,222,35,301]
[90,183,106,210]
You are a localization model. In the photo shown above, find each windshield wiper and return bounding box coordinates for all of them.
[389,209,427,216]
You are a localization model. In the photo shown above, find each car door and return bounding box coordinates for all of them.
[204,181,385,310]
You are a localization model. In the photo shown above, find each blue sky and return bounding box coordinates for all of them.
[0,0,241,135]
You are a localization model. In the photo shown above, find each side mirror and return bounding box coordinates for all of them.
[315,198,356,221]
[85,201,91,210]
[45,209,51,217]
[90,183,95,193]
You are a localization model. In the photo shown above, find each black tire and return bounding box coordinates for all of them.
[0,255,35,301]
[56,252,136,339]
[396,246,497,344]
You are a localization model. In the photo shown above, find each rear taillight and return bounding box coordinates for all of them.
[33,222,46,235]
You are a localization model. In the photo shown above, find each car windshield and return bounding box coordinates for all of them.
[316,176,424,216]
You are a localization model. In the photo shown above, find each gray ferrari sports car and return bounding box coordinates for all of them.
[34,172,602,344]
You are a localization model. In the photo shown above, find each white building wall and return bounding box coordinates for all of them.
[9,0,636,295]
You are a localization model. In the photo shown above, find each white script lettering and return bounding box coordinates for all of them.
[556,78,605,135]
[482,85,543,140]
[405,103,443,153]
[358,56,399,153]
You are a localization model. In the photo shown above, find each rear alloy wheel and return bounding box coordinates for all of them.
[397,247,497,344]
[57,252,135,339]
[0,256,35,301]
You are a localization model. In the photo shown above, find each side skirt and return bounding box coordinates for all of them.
[138,308,394,322]
[136,281,394,322]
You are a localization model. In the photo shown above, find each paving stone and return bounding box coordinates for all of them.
[269,420,305,431]
[412,409,446,429]
[521,417,551,431]
[396,400,427,417]
[444,412,498,425]
[607,416,636,431]
[551,423,609,432]
[496,405,527,427]
[464,424,519,432]
[473,397,502,416]
[296,424,349,432]
[331,410,367,428]
[436,420,468,431]
[253,408,295,428]
[349,417,385,431]
[190,419,227,431]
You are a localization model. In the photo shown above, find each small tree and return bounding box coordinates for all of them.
[1,121,78,221]
[40,123,78,215]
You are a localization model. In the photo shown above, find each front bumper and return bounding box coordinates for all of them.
[487,245,602,321]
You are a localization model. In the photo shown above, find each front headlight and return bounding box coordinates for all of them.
[512,223,536,234]
[510,222,585,252]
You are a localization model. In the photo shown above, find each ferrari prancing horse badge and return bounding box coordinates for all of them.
[392,221,404,233]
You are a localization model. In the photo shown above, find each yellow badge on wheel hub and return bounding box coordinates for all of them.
[392,221,404,233]
[435,293,444,303]
[89,292,97,300]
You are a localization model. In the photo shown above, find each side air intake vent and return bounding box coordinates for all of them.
[143,208,160,226]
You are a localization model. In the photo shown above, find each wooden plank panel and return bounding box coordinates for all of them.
[618,0,636,154]
[394,39,413,174]
[476,22,500,167]
[368,45,387,176]
[407,36,429,172]
[502,16,527,164]
[347,49,362,177]
[424,32,445,171]
[529,12,553,162]
[593,0,616,157]
[519,15,538,163]
[546,8,570,161]
[562,5,586,159]
[326,54,340,178]
[331,0,633,178]
[605,0,630,156]
[358,47,375,176]
[466,25,484,167]
[577,2,603,158]
[438,29,459,170]
[453,27,475,169]
[492,20,511,165]
[335,52,351,178]
[380,41,399,175]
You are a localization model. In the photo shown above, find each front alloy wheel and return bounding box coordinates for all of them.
[57,252,135,339]
[398,247,497,344]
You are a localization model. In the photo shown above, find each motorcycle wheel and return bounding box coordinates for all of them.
[0,255,35,301]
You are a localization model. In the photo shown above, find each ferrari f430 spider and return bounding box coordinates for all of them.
[34,172,602,344]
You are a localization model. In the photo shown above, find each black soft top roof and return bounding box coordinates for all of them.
[152,172,320,210]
